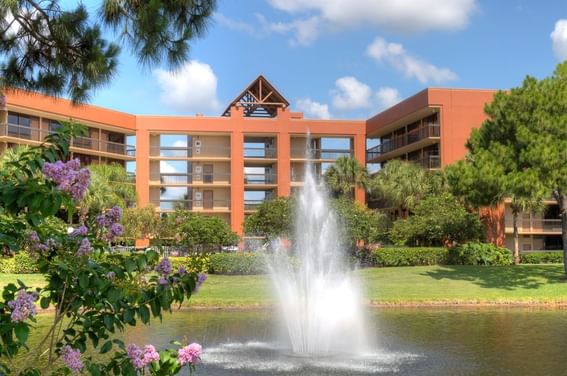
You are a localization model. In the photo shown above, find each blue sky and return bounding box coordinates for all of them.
[85,0,567,120]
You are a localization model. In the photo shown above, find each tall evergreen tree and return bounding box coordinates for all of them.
[0,0,216,103]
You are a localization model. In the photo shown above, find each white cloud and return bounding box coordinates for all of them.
[257,14,320,46]
[551,20,567,61]
[376,87,402,110]
[153,61,221,114]
[214,13,256,35]
[331,76,373,111]
[296,98,331,119]
[366,37,458,84]
[268,0,476,33]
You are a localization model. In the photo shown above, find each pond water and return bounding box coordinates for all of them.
[24,308,567,375]
[110,307,567,376]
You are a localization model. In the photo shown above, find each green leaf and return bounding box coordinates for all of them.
[124,309,134,323]
[40,297,50,309]
[124,258,136,273]
[100,340,112,354]
[79,273,89,289]
[14,323,29,344]
[138,305,150,324]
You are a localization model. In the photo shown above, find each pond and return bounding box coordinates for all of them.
[25,307,567,375]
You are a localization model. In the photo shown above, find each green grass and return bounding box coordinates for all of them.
[4,265,567,307]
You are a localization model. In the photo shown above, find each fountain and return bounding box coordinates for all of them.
[266,162,370,355]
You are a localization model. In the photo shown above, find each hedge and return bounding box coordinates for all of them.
[371,247,449,267]
[208,252,267,275]
[520,252,563,264]
[449,242,513,266]
[0,253,40,274]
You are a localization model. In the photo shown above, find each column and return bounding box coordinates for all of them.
[230,106,245,235]
[354,133,366,204]
[135,129,150,248]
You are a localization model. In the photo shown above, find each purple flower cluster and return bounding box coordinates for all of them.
[96,206,124,241]
[156,257,172,276]
[61,345,84,372]
[177,343,202,366]
[76,238,92,257]
[193,273,208,294]
[69,225,88,238]
[27,231,53,254]
[42,159,90,201]
[127,344,160,369]
[7,290,37,322]
[106,271,116,280]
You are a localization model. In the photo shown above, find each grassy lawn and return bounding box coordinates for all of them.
[4,265,567,307]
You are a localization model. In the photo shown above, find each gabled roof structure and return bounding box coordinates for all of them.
[222,75,289,118]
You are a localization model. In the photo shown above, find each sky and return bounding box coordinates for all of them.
[81,0,567,120]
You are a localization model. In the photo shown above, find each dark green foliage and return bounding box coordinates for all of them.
[371,247,450,267]
[1,0,216,103]
[390,193,484,246]
[450,242,513,266]
[520,252,564,264]
[331,198,389,247]
[209,253,266,275]
[161,211,238,251]
[243,197,293,238]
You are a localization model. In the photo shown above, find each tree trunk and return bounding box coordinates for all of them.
[561,195,567,279]
[512,210,520,265]
[554,190,567,279]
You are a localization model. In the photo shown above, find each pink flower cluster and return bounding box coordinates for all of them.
[156,257,172,276]
[61,345,84,372]
[127,344,160,369]
[178,343,202,366]
[7,290,37,322]
[96,206,124,241]
[193,273,208,294]
[42,159,90,201]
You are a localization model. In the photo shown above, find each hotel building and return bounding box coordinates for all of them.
[0,78,562,251]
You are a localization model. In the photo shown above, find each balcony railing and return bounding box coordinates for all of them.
[151,199,231,211]
[244,173,277,185]
[409,155,441,169]
[517,219,562,233]
[366,124,440,160]
[0,123,135,156]
[244,200,266,210]
[290,148,352,160]
[243,147,277,158]
[159,173,231,185]
[150,146,231,158]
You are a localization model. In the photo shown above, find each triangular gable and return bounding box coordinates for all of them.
[222,75,290,118]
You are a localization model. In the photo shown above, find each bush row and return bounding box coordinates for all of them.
[520,252,563,264]
[0,253,40,274]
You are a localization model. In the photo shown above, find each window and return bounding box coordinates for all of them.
[47,119,61,133]
[7,112,34,139]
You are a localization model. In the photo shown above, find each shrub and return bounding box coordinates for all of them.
[168,254,212,273]
[209,252,266,275]
[371,247,449,267]
[521,252,563,264]
[0,253,39,274]
[450,242,513,266]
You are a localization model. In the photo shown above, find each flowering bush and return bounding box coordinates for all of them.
[0,124,203,375]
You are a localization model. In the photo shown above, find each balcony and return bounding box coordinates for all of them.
[367,124,440,161]
[409,155,441,169]
[244,200,266,210]
[244,173,277,185]
[0,123,135,157]
[506,218,562,234]
[290,148,352,160]
[158,173,231,185]
[150,146,231,158]
[151,199,231,212]
[243,147,277,159]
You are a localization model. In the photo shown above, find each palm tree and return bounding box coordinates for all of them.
[324,156,369,198]
[368,160,431,218]
[80,163,136,222]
